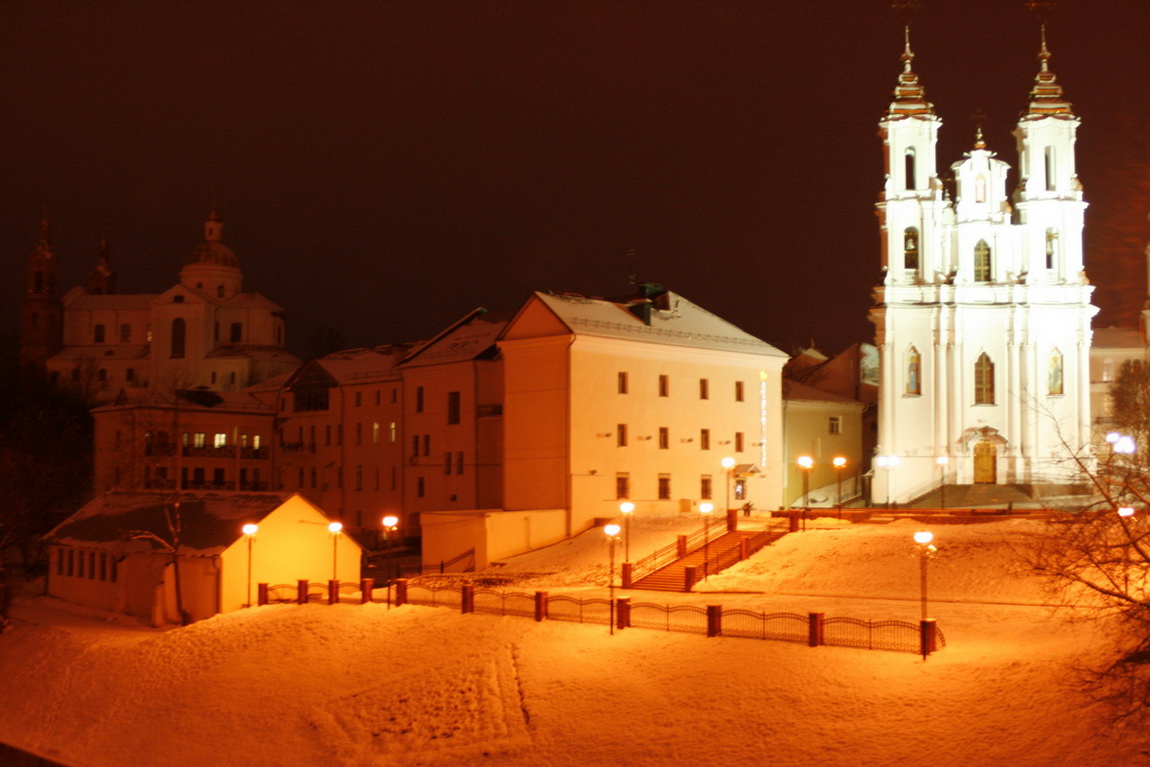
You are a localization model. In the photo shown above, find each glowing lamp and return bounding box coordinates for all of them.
[242,523,258,536]
[328,521,343,534]
[604,523,621,537]
[1118,507,1135,518]
[619,502,635,514]
[913,531,934,545]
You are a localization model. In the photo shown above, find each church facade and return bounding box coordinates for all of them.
[870,30,1096,505]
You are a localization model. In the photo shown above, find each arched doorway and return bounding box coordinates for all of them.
[973,441,997,484]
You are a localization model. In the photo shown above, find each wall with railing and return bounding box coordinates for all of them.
[255,577,944,657]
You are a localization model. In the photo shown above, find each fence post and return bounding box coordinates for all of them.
[297,579,309,605]
[740,538,750,561]
[395,578,408,606]
[684,566,698,592]
[328,579,339,605]
[534,591,548,622]
[726,508,737,532]
[461,584,474,614]
[707,605,722,637]
[360,578,374,604]
[621,563,633,589]
[676,534,688,558]
[920,619,938,658]
[789,511,800,533]
[616,597,631,630]
[257,583,269,606]
[808,612,825,647]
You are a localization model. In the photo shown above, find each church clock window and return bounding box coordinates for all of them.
[906,347,921,395]
[170,318,186,358]
[1048,348,1064,396]
[974,240,992,282]
[1045,228,1059,270]
[903,228,919,272]
[904,149,916,190]
[974,353,995,405]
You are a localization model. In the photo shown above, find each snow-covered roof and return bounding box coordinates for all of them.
[205,345,300,363]
[43,492,297,557]
[402,310,511,367]
[50,344,151,361]
[313,345,407,382]
[533,291,786,357]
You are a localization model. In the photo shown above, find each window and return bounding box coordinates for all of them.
[618,372,628,394]
[416,386,424,413]
[355,392,363,407]
[444,452,453,474]
[230,322,242,343]
[735,381,745,402]
[417,476,425,498]
[1102,358,1114,383]
[658,427,669,449]
[455,452,464,475]
[447,391,461,425]
[120,324,131,343]
[904,149,916,190]
[701,475,713,500]
[210,372,217,384]
[412,435,419,455]
[355,423,363,445]
[1045,228,1059,270]
[389,421,397,443]
[906,346,921,395]
[974,240,992,282]
[974,352,995,404]
[616,473,630,499]
[422,435,430,456]
[735,431,745,452]
[94,324,106,343]
[658,375,669,397]
[170,318,186,358]
[99,553,107,581]
[699,379,710,400]
[700,429,710,450]
[658,474,671,500]
[355,465,363,491]
[213,433,227,448]
[97,369,106,382]
[1048,348,1064,396]
[193,432,206,448]
[126,368,135,382]
[67,549,74,577]
[828,417,842,435]
[734,479,746,500]
[372,422,380,445]
[903,228,919,272]
[617,424,628,447]
[252,435,261,449]
[146,324,153,342]
[1044,146,1056,191]
[215,468,227,487]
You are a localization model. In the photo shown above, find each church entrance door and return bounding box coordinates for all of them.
[973,441,997,484]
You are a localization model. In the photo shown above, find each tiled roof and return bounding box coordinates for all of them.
[43,492,296,557]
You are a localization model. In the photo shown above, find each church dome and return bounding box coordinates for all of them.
[185,208,240,268]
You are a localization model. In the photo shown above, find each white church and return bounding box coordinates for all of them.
[870,28,1096,505]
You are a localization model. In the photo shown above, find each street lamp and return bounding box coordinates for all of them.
[328,521,343,581]
[936,456,949,509]
[619,502,635,562]
[699,502,714,579]
[797,456,813,531]
[381,515,399,550]
[604,523,621,635]
[242,523,258,608]
[913,531,936,621]
[721,457,736,514]
[875,455,899,508]
[1118,506,1135,517]
[833,456,847,515]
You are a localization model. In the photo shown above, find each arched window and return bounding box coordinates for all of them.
[975,175,987,203]
[1044,146,1056,192]
[230,322,242,343]
[1045,228,1059,270]
[1048,348,1064,395]
[974,353,995,405]
[903,228,919,272]
[906,347,921,395]
[170,318,186,359]
[974,240,992,282]
[904,149,916,191]
[94,324,106,343]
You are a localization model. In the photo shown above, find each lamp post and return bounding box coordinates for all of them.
[242,523,258,608]
[619,502,635,561]
[833,457,847,516]
[604,523,621,635]
[699,502,714,579]
[913,531,936,620]
[721,457,735,514]
[381,514,399,583]
[328,521,343,581]
[797,456,813,531]
[936,456,949,509]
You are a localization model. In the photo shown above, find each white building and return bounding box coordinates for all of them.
[870,29,1096,504]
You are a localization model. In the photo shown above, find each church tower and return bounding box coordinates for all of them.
[870,28,1096,505]
[86,235,117,295]
[19,214,64,371]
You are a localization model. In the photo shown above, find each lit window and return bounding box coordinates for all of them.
[373,422,380,445]
[213,433,227,448]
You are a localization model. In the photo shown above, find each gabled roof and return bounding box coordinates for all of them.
[524,290,786,357]
[401,309,511,367]
[42,492,304,557]
[95,388,275,414]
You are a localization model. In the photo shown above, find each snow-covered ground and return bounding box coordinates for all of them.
[2,515,1148,767]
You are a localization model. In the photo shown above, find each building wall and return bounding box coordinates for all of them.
[783,399,864,507]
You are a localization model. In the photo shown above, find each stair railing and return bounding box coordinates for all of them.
[630,523,714,582]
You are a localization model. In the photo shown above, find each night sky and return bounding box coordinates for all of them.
[3,1,1148,360]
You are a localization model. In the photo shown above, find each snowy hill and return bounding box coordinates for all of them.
[2,516,1148,767]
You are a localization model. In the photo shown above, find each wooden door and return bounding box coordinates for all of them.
[973,441,997,484]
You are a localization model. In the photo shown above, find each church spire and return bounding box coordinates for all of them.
[204,204,223,242]
[1024,24,1074,117]
[886,26,934,118]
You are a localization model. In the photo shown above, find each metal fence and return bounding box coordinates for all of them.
[628,602,709,634]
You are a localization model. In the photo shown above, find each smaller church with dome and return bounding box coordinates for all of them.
[19,208,300,402]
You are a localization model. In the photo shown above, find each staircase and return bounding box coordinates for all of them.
[631,527,785,592]
[909,483,1038,509]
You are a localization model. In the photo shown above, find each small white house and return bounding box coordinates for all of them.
[43,491,362,625]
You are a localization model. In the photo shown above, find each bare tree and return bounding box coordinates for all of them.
[127,498,192,626]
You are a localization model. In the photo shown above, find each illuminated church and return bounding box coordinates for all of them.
[870,29,1096,504]
[19,208,299,402]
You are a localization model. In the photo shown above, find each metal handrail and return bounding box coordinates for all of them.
[630,522,713,581]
